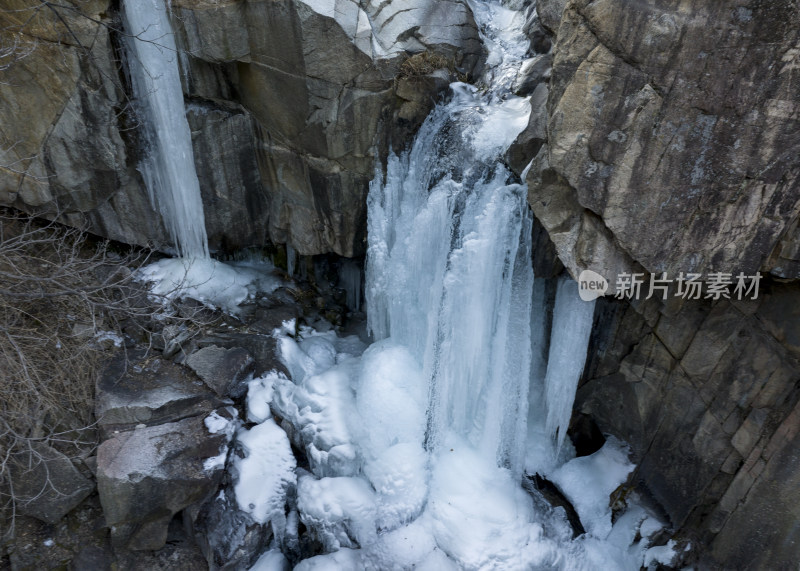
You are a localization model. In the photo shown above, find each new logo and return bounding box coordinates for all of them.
[578,269,608,301]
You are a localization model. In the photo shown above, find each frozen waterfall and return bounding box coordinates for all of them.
[366,85,535,477]
[230,0,672,568]
[125,0,284,313]
[544,279,597,453]
[123,0,209,259]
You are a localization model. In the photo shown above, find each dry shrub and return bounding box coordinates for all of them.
[398,51,453,79]
[0,208,171,539]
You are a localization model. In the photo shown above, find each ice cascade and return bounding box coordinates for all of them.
[233,0,672,568]
[366,86,535,477]
[125,0,284,313]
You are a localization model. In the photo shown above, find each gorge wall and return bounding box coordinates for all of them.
[527,0,800,282]
[0,0,483,255]
[526,0,800,568]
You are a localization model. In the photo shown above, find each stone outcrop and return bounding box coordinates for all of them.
[0,0,170,248]
[172,0,483,256]
[0,0,483,256]
[527,0,800,283]
[578,283,800,569]
[185,344,255,397]
[94,349,238,551]
[95,349,225,437]
[523,0,800,567]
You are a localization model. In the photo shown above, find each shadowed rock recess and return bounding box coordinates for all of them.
[2,0,800,568]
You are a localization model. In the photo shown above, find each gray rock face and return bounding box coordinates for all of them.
[96,350,224,437]
[524,2,800,565]
[185,345,255,397]
[1,0,483,257]
[506,82,548,175]
[187,102,270,253]
[171,0,483,256]
[9,442,95,525]
[0,0,171,249]
[578,283,800,569]
[96,412,234,550]
[528,0,800,283]
[537,0,567,33]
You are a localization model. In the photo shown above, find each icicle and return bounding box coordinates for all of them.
[123,0,209,258]
[543,278,596,454]
[286,242,295,277]
[529,277,550,408]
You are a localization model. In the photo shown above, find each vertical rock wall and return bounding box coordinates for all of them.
[0,0,483,255]
[526,0,800,566]
[527,0,800,283]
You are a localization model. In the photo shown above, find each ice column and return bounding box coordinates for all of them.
[123,0,209,258]
[543,278,596,453]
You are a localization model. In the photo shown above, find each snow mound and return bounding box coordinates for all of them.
[233,418,296,539]
[137,257,280,314]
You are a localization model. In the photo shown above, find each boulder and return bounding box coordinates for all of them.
[96,411,235,550]
[9,442,95,524]
[194,331,290,377]
[506,82,548,175]
[185,345,255,397]
[189,490,271,570]
[511,54,552,96]
[95,350,224,437]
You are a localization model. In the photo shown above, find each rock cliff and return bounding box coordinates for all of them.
[528,0,800,283]
[0,0,482,255]
[0,0,168,248]
[580,287,800,569]
[526,0,800,567]
[5,0,800,567]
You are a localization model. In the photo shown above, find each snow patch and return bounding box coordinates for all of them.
[137,257,280,314]
[550,438,636,538]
